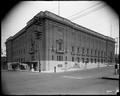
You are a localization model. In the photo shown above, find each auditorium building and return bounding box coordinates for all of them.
[5,11,115,72]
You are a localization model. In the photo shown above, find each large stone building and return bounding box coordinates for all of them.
[5,11,115,72]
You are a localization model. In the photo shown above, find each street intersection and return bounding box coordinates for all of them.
[1,65,119,95]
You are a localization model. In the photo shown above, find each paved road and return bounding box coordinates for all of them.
[1,66,119,95]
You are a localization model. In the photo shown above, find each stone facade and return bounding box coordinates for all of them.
[5,11,115,72]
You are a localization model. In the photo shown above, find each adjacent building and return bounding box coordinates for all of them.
[1,56,7,70]
[5,11,115,72]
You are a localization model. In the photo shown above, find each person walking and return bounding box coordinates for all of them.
[54,66,56,73]
[115,64,118,75]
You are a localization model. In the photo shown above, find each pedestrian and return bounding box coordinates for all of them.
[54,66,56,73]
[85,60,87,69]
[115,64,118,75]
[117,64,119,74]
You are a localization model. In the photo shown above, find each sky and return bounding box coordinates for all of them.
[1,1,119,56]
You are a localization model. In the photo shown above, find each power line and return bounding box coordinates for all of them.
[58,1,60,16]
[70,3,106,21]
[110,21,112,37]
[67,2,102,19]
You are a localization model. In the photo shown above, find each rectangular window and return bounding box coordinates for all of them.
[77,47,80,53]
[82,48,84,55]
[59,42,62,50]
[87,58,89,63]
[77,57,80,62]
[52,45,54,52]
[82,58,84,63]
[58,56,61,61]
[98,51,100,57]
[95,59,96,63]
[24,49,25,54]
[95,50,96,56]
[98,59,100,62]
[87,48,89,55]
[58,56,63,61]
[91,49,92,56]
[72,57,74,62]
[91,58,93,63]
[52,55,54,60]
[72,46,74,52]
[101,51,103,57]
[57,56,59,61]
[66,56,67,61]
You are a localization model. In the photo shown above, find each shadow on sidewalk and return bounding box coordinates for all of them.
[101,75,119,80]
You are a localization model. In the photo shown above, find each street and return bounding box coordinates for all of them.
[1,66,119,95]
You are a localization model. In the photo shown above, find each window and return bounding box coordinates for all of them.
[101,59,103,63]
[31,55,34,61]
[82,48,84,55]
[72,46,74,52]
[91,58,93,63]
[24,49,25,54]
[72,57,74,62]
[87,48,89,55]
[57,56,59,61]
[52,45,54,52]
[104,52,106,57]
[95,50,97,56]
[104,59,105,63]
[65,56,67,61]
[101,51,103,57]
[91,49,92,56]
[86,58,89,63]
[52,55,54,60]
[95,59,96,63]
[82,58,84,63]
[59,56,61,61]
[78,57,80,62]
[77,47,80,53]
[98,59,100,62]
[98,51,100,57]
[59,42,62,50]
[57,56,63,61]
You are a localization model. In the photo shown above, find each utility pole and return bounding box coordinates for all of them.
[115,37,118,64]
[35,30,42,72]
[38,40,41,72]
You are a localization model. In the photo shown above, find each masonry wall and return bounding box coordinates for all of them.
[5,17,115,72]
[44,18,115,72]
[6,18,46,71]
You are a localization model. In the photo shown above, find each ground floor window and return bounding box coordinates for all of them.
[91,58,93,63]
[98,59,100,62]
[72,57,74,62]
[103,59,105,63]
[57,56,63,61]
[52,55,54,60]
[82,58,84,63]
[95,59,96,63]
[77,57,80,62]
[86,58,89,63]
[101,59,103,63]
[66,56,67,61]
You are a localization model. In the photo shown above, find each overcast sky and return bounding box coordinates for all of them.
[1,1,119,56]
